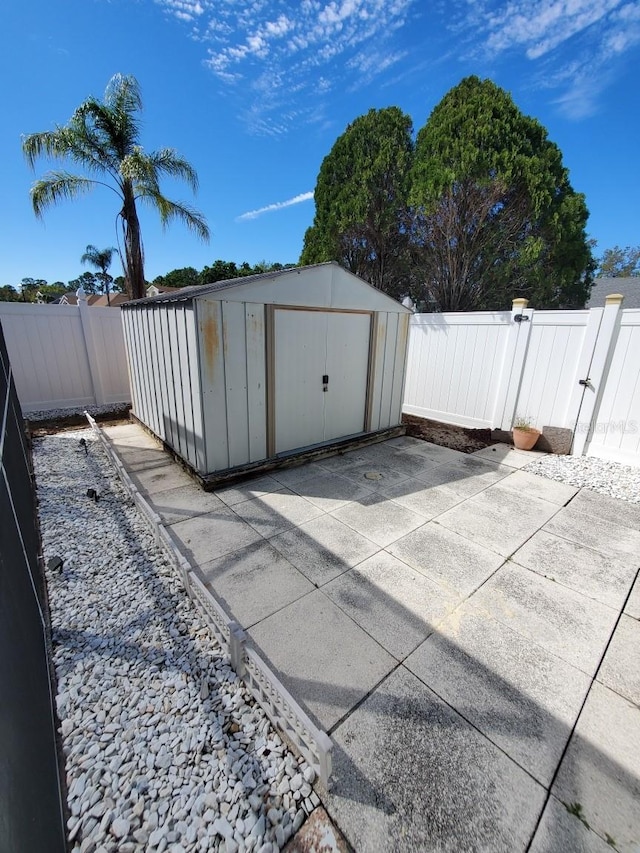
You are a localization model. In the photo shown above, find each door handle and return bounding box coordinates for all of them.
[578,378,591,387]
[322,374,328,392]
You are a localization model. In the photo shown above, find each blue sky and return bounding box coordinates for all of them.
[1,0,639,288]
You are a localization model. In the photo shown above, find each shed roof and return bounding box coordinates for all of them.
[587,276,640,309]
[122,262,411,313]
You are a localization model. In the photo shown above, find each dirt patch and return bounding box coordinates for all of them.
[27,406,132,436]
[402,414,494,454]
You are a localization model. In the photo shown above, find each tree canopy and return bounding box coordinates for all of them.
[410,76,594,310]
[300,77,595,310]
[22,74,210,299]
[596,245,640,277]
[81,244,118,304]
[300,107,414,297]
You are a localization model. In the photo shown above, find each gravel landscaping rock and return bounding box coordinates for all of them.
[26,403,130,422]
[34,428,313,853]
[524,454,640,504]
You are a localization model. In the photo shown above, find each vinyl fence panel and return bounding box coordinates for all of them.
[0,301,130,412]
[585,309,640,465]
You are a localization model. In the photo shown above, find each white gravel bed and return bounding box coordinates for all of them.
[524,453,640,504]
[35,429,316,853]
[26,403,130,422]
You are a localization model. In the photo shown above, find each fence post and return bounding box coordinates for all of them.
[78,298,106,405]
[572,293,624,456]
[491,298,534,430]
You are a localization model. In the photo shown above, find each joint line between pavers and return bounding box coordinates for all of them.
[523,564,640,852]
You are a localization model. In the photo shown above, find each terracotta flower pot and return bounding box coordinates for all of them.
[512,427,541,451]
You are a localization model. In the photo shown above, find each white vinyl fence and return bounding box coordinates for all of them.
[404,295,640,467]
[0,301,130,413]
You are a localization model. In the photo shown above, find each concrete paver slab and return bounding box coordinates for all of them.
[567,488,640,531]
[499,469,579,505]
[214,475,284,507]
[436,483,559,557]
[529,796,615,853]
[626,575,640,620]
[471,564,618,675]
[597,614,640,706]
[472,443,546,468]
[317,447,383,473]
[331,492,424,547]
[383,435,433,451]
[103,424,158,445]
[146,483,225,525]
[544,506,640,565]
[551,681,640,852]
[339,461,411,492]
[290,470,374,512]
[270,461,330,488]
[368,448,442,478]
[129,462,195,495]
[388,521,504,598]
[400,440,468,464]
[325,666,546,852]
[324,551,459,660]
[232,489,324,538]
[406,607,591,785]
[269,514,379,587]
[115,443,171,471]
[414,458,512,498]
[513,530,637,610]
[248,590,396,731]
[196,540,314,628]
[378,478,462,520]
[169,507,262,564]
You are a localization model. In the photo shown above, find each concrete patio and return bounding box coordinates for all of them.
[103,424,640,852]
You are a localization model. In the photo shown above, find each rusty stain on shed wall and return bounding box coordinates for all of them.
[200,302,220,384]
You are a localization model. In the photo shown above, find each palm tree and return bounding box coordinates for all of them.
[22,74,210,299]
[81,244,118,305]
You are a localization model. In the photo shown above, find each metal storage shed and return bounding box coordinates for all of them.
[121,262,411,481]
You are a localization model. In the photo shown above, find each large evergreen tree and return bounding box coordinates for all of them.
[410,76,594,310]
[22,74,209,300]
[300,107,414,297]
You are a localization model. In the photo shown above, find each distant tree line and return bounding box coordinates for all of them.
[0,259,293,303]
[596,246,640,278]
[152,260,294,290]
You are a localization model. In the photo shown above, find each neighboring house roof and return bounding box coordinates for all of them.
[145,284,175,297]
[53,293,129,307]
[587,277,640,309]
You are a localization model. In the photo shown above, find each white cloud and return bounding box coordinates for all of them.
[170,0,416,133]
[237,191,314,221]
[454,0,640,118]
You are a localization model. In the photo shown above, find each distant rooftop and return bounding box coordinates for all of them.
[587,276,640,309]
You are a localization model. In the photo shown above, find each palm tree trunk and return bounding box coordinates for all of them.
[122,183,145,300]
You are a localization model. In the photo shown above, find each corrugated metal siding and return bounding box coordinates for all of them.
[368,311,408,431]
[324,312,371,441]
[122,304,203,470]
[196,299,268,474]
[124,279,408,476]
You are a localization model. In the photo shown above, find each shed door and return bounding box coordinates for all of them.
[273,309,371,454]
